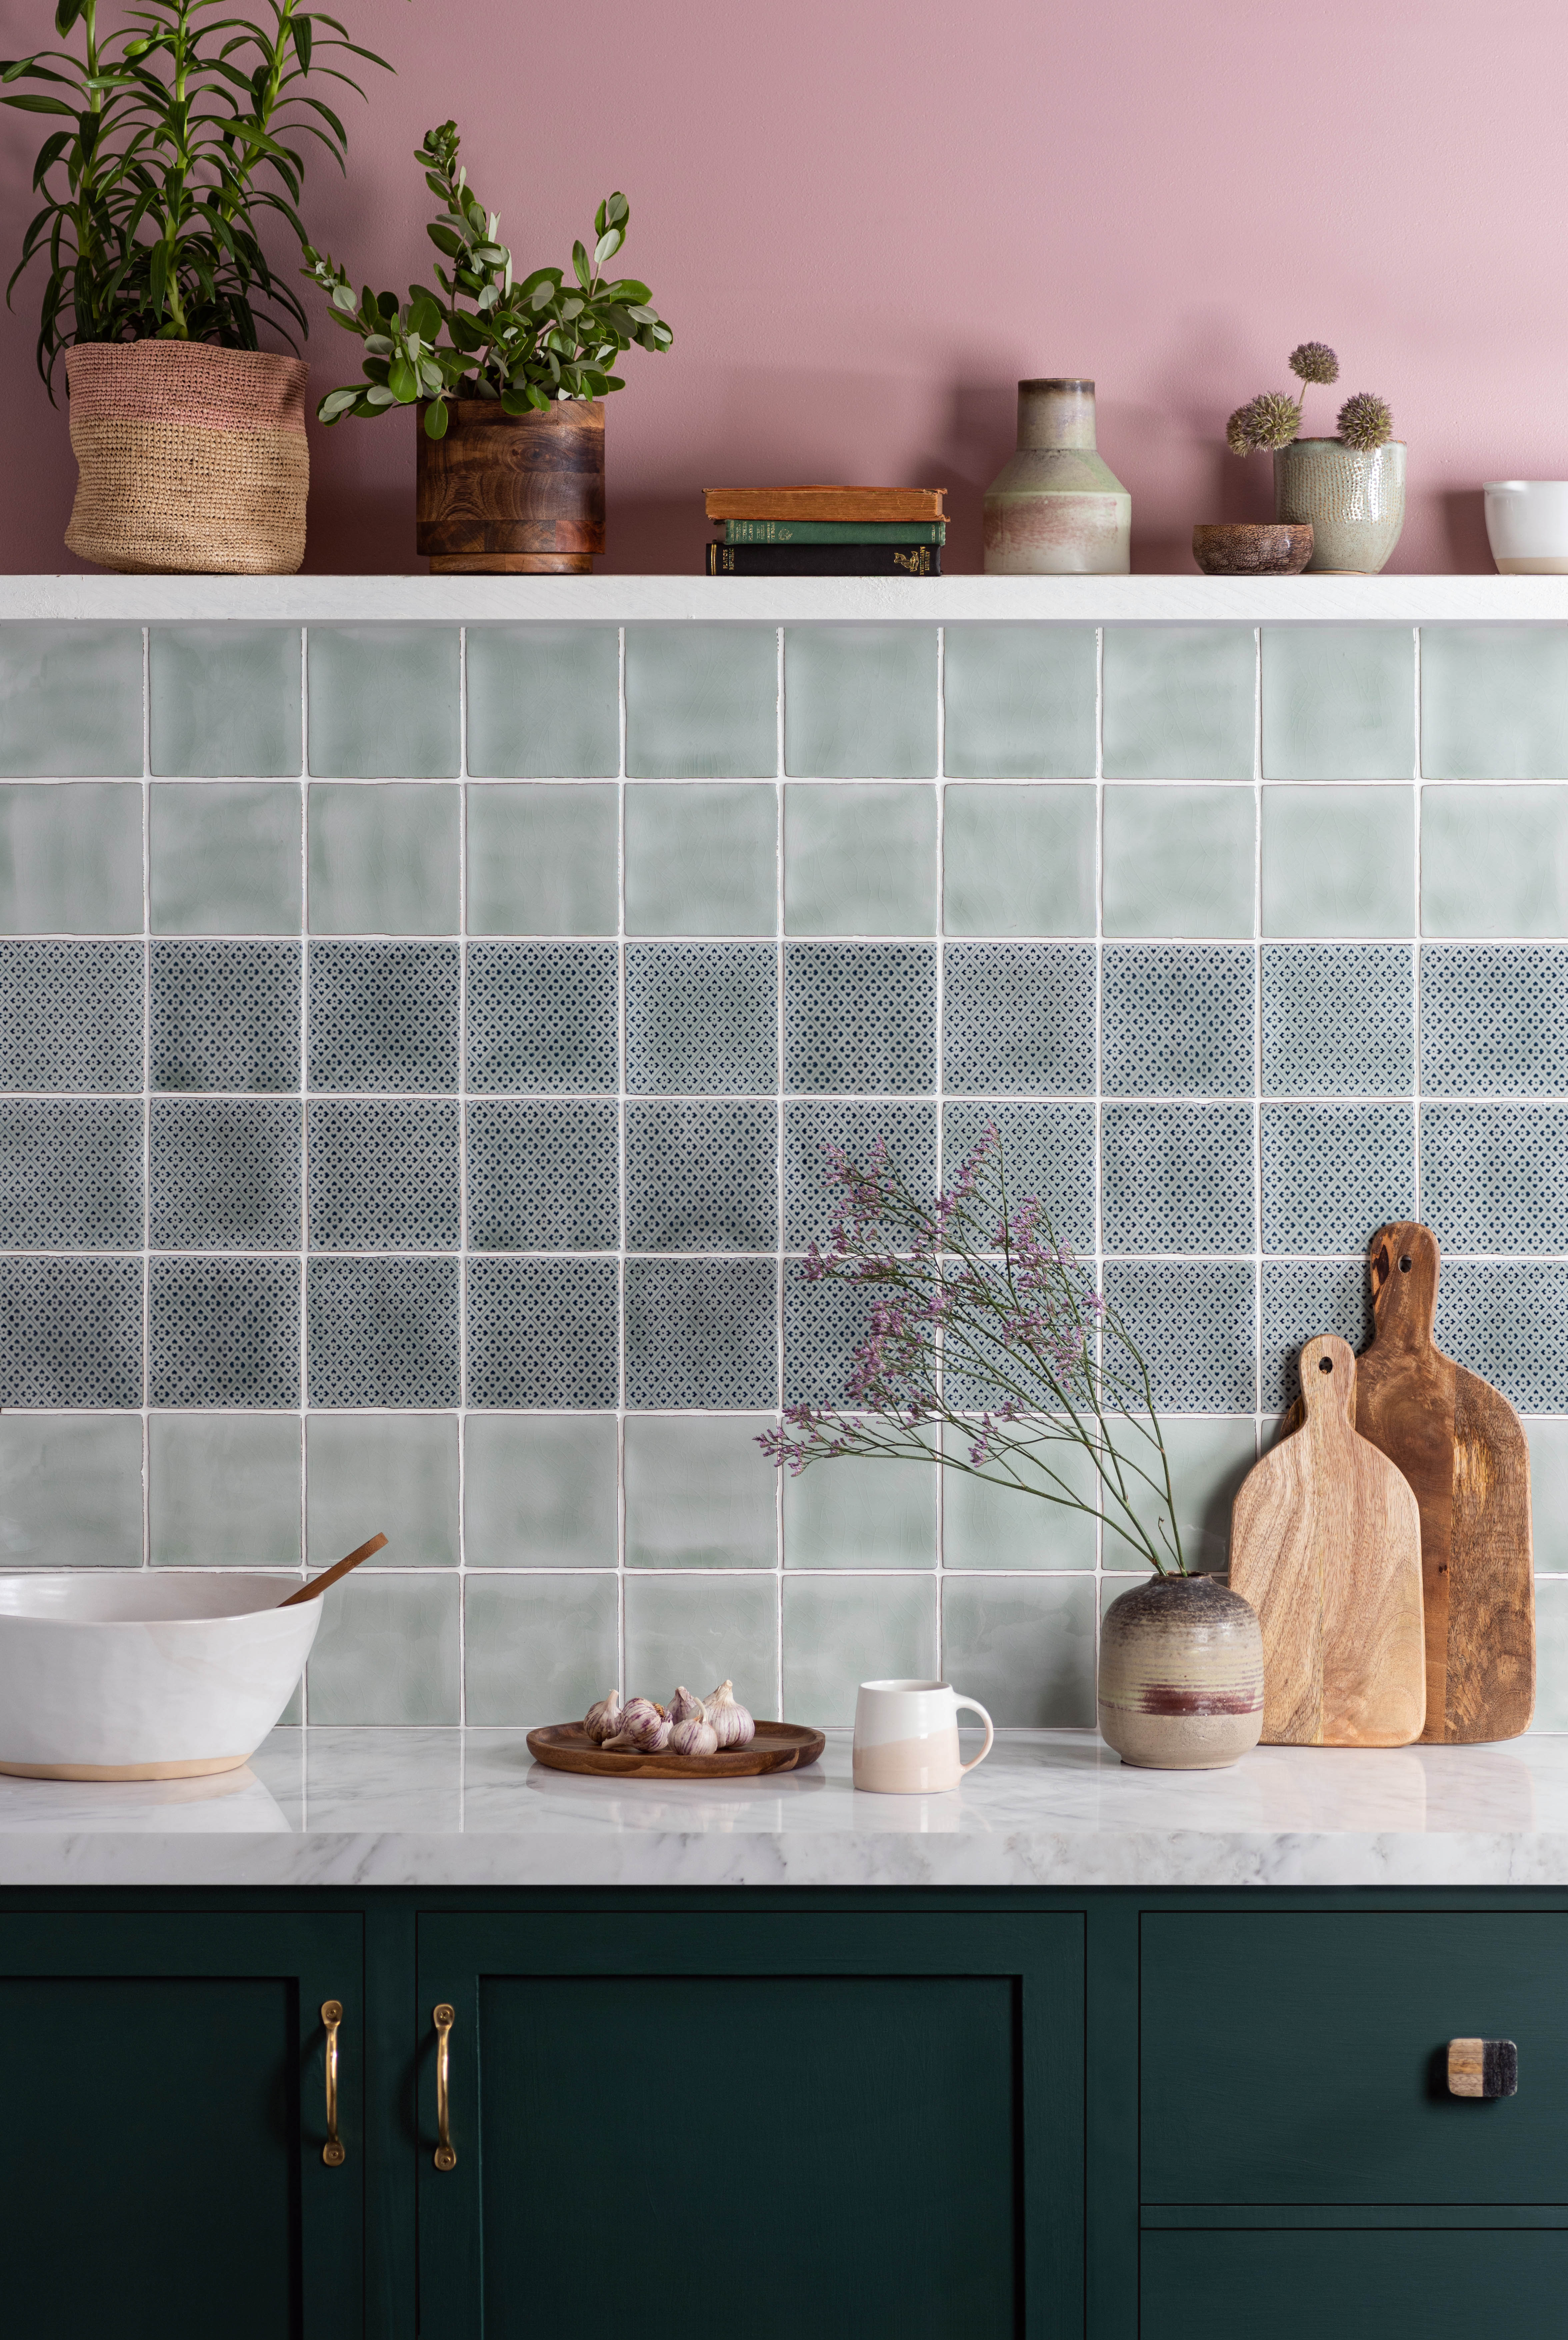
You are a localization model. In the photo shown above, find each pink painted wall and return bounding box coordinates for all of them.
[0,0,1558,574]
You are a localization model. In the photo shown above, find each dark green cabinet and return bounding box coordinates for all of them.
[1141,2231,1568,2340]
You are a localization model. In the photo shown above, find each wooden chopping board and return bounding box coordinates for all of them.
[526,1720,825,1780]
[1231,1331,1425,1745]
[1353,1221,1534,1743]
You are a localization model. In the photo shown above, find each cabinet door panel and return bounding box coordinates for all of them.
[1142,2230,1568,2339]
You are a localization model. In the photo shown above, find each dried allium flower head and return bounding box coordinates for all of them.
[1225,398,1262,456]
[1337,391,1393,451]
[1245,390,1302,451]
[1289,341,1340,386]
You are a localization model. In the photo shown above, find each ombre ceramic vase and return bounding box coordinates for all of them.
[1097,1574,1265,1771]
[1273,437,1405,573]
[983,378,1130,573]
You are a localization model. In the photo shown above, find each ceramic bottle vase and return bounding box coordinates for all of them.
[1097,1573,1265,1770]
[983,378,1130,573]
[1273,438,1405,574]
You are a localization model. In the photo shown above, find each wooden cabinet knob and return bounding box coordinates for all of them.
[1447,2038,1518,2098]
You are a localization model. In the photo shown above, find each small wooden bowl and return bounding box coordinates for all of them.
[1192,521,1314,576]
[527,1719,825,1780]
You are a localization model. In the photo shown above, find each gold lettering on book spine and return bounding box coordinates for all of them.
[893,548,932,574]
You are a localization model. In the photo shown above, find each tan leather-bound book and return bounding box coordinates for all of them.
[704,484,947,523]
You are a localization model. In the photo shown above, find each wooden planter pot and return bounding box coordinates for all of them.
[415,398,605,573]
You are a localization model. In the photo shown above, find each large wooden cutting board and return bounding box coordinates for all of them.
[1231,1332,1425,1746]
[1354,1222,1534,1743]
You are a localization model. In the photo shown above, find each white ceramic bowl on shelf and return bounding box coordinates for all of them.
[1484,480,1568,573]
[0,1573,320,1780]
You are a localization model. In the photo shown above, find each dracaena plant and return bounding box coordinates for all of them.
[303,118,673,439]
[2,0,394,391]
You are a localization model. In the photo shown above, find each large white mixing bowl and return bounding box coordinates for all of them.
[0,1573,321,1780]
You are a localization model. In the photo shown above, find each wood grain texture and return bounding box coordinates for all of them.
[703,484,948,522]
[526,1719,824,1779]
[1446,2037,1519,2098]
[1230,1332,1425,1746]
[415,400,604,562]
[1358,1222,1534,1743]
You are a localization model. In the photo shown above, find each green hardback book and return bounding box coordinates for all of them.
[721,517,946,545]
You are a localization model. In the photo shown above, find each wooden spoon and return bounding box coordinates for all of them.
[278,1533,388,1607]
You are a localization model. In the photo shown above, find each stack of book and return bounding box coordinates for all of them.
[704,485,946,574]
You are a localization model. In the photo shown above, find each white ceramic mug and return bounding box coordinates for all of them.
[852,1677,995,1794]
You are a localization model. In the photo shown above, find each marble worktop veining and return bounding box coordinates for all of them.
[4,1728,1568,1888]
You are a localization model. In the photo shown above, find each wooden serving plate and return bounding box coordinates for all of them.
[526,1719,825,1780]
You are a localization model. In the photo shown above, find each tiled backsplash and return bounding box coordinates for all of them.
[5,614,1568,1731]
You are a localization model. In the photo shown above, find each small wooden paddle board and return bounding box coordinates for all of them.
[1231,1332,1425,1746]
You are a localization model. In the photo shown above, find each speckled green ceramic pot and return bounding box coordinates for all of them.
[1273,437,1405,573]
[1097,1573,1265,1771]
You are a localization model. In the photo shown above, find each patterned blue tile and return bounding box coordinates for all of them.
[1436,1261,1568,1411]
[1261,1259,1371,1411]
[627,1101,775,1250]
[151,1258,300,1406]
[1421,946,1568,1095]
[151,1099,301,1250]
[0,942,141,1092]
[1261,1103,1415,1253]
[0,1259,143,1406]
[1102,1105,1254,1253]
[1421,1104,1568,1253]
[943,1101,1096,1256]
[784,943,935,1093]
[468,942,617,1095]
[625,1258,776,1406]
[0,1100,141,1248]
[308,1101,460,1250]
[151,941,300,1093]
[467,1257,618,1405]
[467,1102,619,1250]
[1261,945,1414,1097]
[943,944,1095,1094]
[1103,946,1254,1097]
[785,1101,936,1249]
[308,1257,459,1406]
[1101,1262,1256,1410]
[627,944,775,1095]
[783,1271,881,1409]
[308,942,459,1094]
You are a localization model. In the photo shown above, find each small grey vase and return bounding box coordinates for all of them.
[983,378,1131,574]
[1273,437,1405,573]
[1097,1573,1265,1771]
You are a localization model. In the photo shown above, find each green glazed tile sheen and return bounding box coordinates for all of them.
[466,784,618,935]
[784,626,938,778]
[1261,786,1414,937]
[0,1412,143,1566]
[1530,1576,1568,1730]
[306,1571,460,1724]
[623,1573,778,1715]
[1420,627,1568,780]
[943,784,1096,936]
[1260,626,1415,780]
[1100,1416,1257,1573]
[782,1575,937,1726]
[464,1573,620,1726]
[1420,787,1568,937]
[150,625,302,778]
[1102,626,1255,781]
[942,624,1097,779]
[151,783,302,935]
[941,1431,1096,1570]
[1525,1419,1568,1571]
[1102,785,1255,937]
[307,782,460,935]
[306,624,460,779]
[0,624,143,777]
[150,1412,300,1568]
[306,1412,459,1567]
[465,624,620,779]
[463,1413,619,1566]
[624,1413,777,1568]
[625,625,777,779]
[785,783,936,934]
[624,782,777,935]
[940,1574,1097,1726]
[783,1445,936,1568]
[0,783,143,934]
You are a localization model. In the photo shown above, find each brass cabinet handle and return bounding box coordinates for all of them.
[1448,2037,1519,2098]
[321,2000,346,2167]
[433,2003,457,2170]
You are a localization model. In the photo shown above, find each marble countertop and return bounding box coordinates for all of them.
[4,1728,1568,1888]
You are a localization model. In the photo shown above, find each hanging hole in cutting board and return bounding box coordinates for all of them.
[1319,1357,1333,1372]
[1399,1256,1412,1271]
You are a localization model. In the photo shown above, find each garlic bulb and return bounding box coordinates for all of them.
[618,1697,673,1752]
[669,1710,719,1758]
[583,1690,623,1744]
[703,1679,755,1749]
[667,1684,704,1723]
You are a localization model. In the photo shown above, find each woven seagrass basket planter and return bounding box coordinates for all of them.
[63,342,309,575]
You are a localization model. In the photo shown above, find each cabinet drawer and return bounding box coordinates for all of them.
[1142,1913,1568,2204]
[1143,2231,1568,2339]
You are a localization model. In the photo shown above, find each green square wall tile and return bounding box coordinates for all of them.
[306,1571,460,1723]
[943,784,1096,936]
[308,783,459,934]
[467,784,617,934]
[1102,626,1255,781]
[1261,626,1415,780]
[1532,1576,1568,1731]
[785,783,936,934]
[1102,785,1255,937]
[307,1412,458,1566]
[0,624,142,776]
[1101,1416,1256,1572]
[784,626,938,778]
[464,1573,620,1725]
[942,624,1097,779]
[0,1412,143,1566]
[0,783,142,934]
[1526,1419,1568,1570]
[783,1445,936,1568]
[150,1413,300,1568]
[625,626,776,779]
[151,783,301,934]
[306,624,460,778]
[625,782,776,935]
[1421,627,1568,779]
[623,1573,778,1715]
[941,1433,1096,1570]
[463,1413,618,1565]
[941,1574,1097,1725]
[624,1413,776,1568]
[466,625,620,778]
[782,1575,937,1726]
[1421,787,1568,936]
[1262,786,1414,937]
[150,626,302,777]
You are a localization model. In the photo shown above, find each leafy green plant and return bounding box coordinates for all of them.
[303,119,673,440]
[1,0,392,391]
[1227,340,1393,456]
